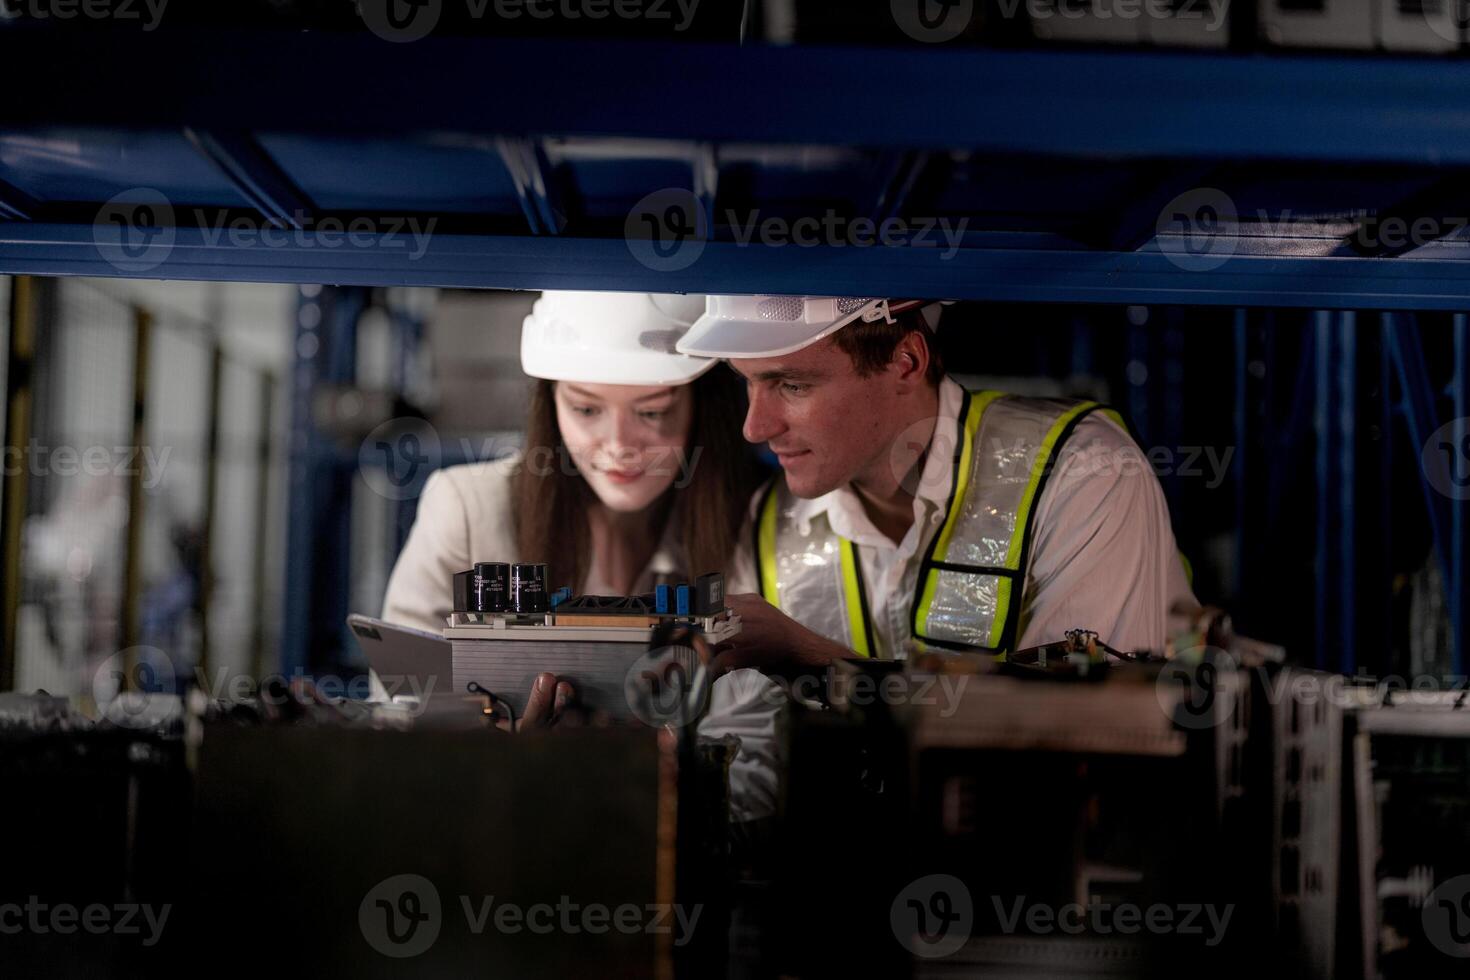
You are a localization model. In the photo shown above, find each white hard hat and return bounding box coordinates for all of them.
[521,290,717,385]
[675,295,941,359]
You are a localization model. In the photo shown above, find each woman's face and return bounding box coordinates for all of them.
[553,381,696,513]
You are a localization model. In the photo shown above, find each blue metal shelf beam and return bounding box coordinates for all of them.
[6,31,1470,165]
[183,129,316,230]
[14,224,1470,307]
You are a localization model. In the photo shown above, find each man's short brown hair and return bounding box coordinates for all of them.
[831,309,945,385]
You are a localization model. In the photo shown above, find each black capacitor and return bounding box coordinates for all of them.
[452,569,474,612]
[511,562,548,614]
[473,562,509,613]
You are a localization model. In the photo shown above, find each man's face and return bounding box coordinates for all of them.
[729,338,902,499]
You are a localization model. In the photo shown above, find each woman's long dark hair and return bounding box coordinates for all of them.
[512,367,761,593]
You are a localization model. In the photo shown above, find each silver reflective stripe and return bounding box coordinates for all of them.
[755,389,1102,657]
[761,477,858,650]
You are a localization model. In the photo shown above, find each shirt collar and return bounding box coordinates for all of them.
[789,375,966,541]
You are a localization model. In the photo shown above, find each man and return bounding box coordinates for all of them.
[676,295,1197,670]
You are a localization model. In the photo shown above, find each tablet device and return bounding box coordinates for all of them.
[346,614,453,703]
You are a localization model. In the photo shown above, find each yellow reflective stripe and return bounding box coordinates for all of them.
[987,400,1100,649]
[837,538,872,657]
[913,391,1001,641]
[1100,407,1125,429]
[757,483,780,607]
[1179,550,1194,589]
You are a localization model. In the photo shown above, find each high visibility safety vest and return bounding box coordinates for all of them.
[753,389,1123,658]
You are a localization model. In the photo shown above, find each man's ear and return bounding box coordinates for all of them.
[892,331,931,390]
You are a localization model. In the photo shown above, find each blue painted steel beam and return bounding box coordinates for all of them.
[183,129,315,230]
[495,137,565,235]
[20,223,1470,308]
[869,150,930,226]
[0,177,37,222]
[8,30,1470,164]
[1313,311,1356,674]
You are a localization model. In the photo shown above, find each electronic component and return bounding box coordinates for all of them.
[655,584,671,614]
[453,569,474,613]
[675,584,691,617]
[510,562,547,614]
[474,561,509,612]
[692,572,724,616]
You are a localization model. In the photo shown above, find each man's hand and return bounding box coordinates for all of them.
[713,593,855,676]
[497,671,577,732]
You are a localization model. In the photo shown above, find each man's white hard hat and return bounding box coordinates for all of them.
[674,295,943,359]
[521,290,717,385]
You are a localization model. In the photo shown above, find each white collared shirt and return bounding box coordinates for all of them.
[729,376,1198,655]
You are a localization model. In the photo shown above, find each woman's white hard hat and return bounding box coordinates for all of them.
[521,290,717,385]
[675,295,944,359]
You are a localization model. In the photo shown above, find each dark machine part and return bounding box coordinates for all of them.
[474,561,509,613]
[452,569,473,613]
[510,562,547,614]
[0,705,191,980]
[692,573,724,617]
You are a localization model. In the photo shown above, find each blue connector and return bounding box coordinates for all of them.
[655,584,671,614]
[676,584,691,617]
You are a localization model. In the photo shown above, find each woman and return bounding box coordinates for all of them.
[380,290,781,820]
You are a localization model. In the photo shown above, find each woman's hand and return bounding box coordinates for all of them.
[497,671,577,732]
